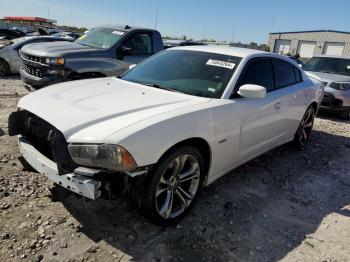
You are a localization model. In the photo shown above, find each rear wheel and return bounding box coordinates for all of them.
[128,146,204,225]
[293,106,315,149]
[0,59,10,77]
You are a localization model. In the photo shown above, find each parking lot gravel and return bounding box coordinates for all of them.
[0,76,349,262]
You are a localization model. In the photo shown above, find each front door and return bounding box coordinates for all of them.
[117,33,154,64]
[233,58,284,160]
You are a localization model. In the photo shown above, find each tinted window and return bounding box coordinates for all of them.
[121,50,242,98]
[273,59,297,88]
[294,67,302,82]
[122,34,153,55]
[237,59,274,91]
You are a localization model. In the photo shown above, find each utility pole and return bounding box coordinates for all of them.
[154,8,158,29]
[270,17,276,33]
[231,25,235,44]
[47,8,50,19]
[69,9,72,28]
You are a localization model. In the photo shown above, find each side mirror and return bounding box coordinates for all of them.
[238,84,266,99]
[129,64,136,70]
[118,46,132,56]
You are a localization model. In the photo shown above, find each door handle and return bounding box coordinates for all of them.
[275,102,281,110]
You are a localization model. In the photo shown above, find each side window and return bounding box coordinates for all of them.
[273,59,298,88]
[294,67,302,82]
[237,58,274,91]
[121,33,153,55]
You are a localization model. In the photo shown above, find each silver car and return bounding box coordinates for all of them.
[0,36,72,77]
[303,55,350,119]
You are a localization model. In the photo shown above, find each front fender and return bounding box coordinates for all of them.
[114,111,212,167]
[103,100,239,181]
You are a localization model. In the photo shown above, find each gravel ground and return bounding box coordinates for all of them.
[0,76,350,262]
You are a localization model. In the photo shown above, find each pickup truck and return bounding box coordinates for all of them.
[19,25,164,88]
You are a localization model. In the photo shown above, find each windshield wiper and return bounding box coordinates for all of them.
[138,82,183,93]
[320,70,336,74]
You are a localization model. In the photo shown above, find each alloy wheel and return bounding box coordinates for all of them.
[0,63,6,77]
[155,154,200,219]
[298,108,314,146]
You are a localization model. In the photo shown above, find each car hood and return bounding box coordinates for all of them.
[18,77,210,143]
[305,71,350,93]
[305,71,350,83]
[20,41,101,57]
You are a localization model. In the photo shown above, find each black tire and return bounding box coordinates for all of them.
[339,110,350,120]
[128,146,205,226]
[0,59,10,77]
[293,106,315,149]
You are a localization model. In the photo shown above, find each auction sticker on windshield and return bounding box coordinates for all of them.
[206,59,235,69]
[112,31,125,36]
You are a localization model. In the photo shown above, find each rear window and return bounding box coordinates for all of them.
[294,67,302,82]
[273,59,298,88]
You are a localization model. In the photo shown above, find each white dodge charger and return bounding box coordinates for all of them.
[9,46,323,225]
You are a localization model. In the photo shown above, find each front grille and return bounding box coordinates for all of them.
[20,50,46,64]
[21,111,56,160]
[18,111,77,174]
[23,64,47,78]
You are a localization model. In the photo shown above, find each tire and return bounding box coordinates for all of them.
[293,106,315,149]
[339,110,350,120]
[128,146,205,226]
[0,59,10,77]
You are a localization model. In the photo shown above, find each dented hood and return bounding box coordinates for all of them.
[18,77,210,142]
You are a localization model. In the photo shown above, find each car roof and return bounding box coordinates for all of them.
[314,55,350,59]
[95,25,156,32]
[170,45,267,58]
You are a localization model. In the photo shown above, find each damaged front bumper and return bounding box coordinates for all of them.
[19,135,101,200]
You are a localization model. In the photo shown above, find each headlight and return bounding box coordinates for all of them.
[68,144,137,171]
[45,57,65,65]
[329,82,350,91]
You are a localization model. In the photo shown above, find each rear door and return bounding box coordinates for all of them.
[271,58,308,139]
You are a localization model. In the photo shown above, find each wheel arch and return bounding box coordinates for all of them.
[0,57,10,75]
[309,101,318,113]
[156,137,212,183]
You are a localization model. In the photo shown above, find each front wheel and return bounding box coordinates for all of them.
[128,146,205,225]
[293,106,315,149]
[0,59,10,77]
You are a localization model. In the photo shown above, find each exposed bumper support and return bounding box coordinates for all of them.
[19,136,101,200]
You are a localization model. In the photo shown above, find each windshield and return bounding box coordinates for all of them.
[121,50,242,98]
[75,27,125,49]
[303,57,350,76]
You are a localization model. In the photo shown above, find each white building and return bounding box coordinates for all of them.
[269,30,350,58]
